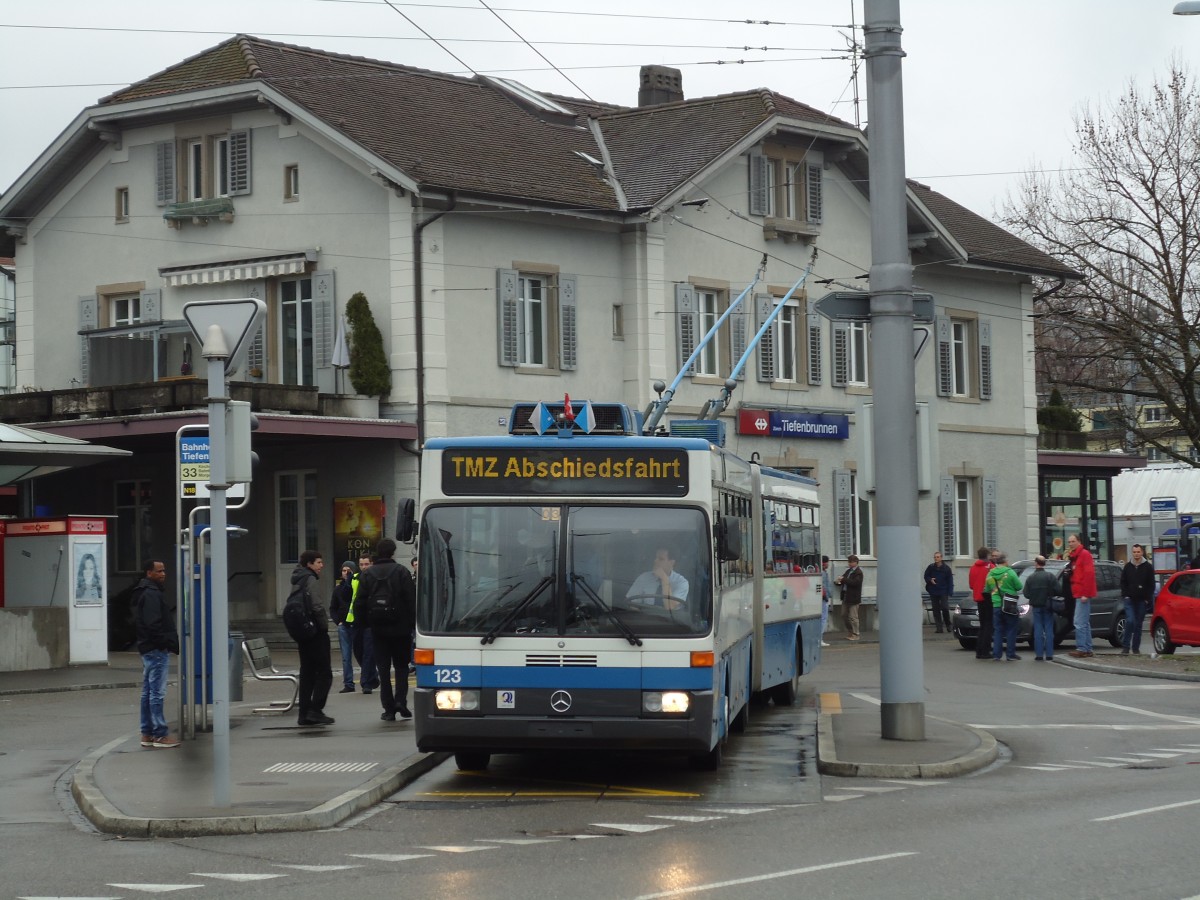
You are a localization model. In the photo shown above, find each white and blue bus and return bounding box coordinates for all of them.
[409,401,823,771]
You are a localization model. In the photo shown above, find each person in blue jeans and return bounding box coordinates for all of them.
[1120,543,1155,655]
[1067,534,1098,658]
[133,558,180,748]
[1023,555,1058,661]
[986,552,1022,661]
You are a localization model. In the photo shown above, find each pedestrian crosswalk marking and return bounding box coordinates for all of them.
[476,838,560,844]
[188,874,285,882]
[592,823,673,833]
[348,854,433,863]
[417,845,497,853]
[106,887,202,894]
[274,865,362,871]
[646,815,726,822]
[698,807,774,815]
[264,762,378,773]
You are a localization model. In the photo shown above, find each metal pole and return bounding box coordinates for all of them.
[202,332,232,806]
[864,0,925,740]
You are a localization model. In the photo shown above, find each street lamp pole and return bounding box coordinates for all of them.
[864,0,925,740]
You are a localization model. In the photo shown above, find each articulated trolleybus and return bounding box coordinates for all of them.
[410,400,823,771]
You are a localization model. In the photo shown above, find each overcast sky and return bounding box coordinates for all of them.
[2,1,1194,221]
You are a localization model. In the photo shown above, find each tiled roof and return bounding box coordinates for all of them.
[909,181,1080,279]
[94,36,1071,278]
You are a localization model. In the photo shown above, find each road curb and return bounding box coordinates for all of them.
[1053,656,1200,681]
[71,734,450,838]
[0,680,141,697]
[816,711,998,779]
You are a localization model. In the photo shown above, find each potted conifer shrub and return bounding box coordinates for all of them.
[343,291,390,416]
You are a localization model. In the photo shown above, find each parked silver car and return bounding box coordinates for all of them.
[951,559,1128,651]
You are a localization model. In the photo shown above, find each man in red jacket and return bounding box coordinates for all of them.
[968,547,995,660]
[1066,533,1098,658]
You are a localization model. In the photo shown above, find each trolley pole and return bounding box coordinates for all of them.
[864,0,925,740]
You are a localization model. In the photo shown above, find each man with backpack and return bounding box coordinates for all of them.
[354,539,415,721]
[286,549,334,726]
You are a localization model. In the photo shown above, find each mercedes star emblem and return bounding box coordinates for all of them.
[550,690,572,713]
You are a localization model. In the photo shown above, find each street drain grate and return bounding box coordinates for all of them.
[264,762,379,773]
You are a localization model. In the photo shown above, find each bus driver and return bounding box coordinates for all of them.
[626,547,689,610]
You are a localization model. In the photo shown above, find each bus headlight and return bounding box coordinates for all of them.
[643,691,690,714]
[435,689,480,711]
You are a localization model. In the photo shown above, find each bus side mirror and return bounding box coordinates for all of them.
[396,497,417,543]
[716,518,742,562]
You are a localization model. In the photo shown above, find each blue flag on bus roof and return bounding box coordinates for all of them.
[576,401,597,434]
[530,401,555,435]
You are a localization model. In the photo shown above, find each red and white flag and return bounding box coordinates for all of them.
[563,393,575,422]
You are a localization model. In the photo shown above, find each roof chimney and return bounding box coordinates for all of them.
[639,65,683,107]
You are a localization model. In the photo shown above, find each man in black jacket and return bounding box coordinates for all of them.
[291,550,334,726]
[354,539,415,721]
[1120,543,1156,655]
[133,559,180,748]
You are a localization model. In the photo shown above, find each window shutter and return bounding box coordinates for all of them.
[312,270,335,368]
[79,295,98,386]
[139,288,161,323]
[831,321,850,387]
[935,315,952,397]
[833,468,854,559]
[982,477,998,550]
[243,280,267,376]
[806,304,823,385]
[496,268,519,366]
[940,477,957,557]
[675,283,698,376]
[755,293,775,382]
[748,153,770,217]
[730,301,747,381]
[805,163,823,224]
[228,129,252,196]
[978,319,993,400]
[154,141,176,206]
[558,274,578,371]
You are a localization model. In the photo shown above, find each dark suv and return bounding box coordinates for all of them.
[951,559,1127,651]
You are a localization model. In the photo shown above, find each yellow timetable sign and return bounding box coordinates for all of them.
[442,447,689,496]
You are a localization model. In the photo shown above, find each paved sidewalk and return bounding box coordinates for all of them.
[6,630,1189,837]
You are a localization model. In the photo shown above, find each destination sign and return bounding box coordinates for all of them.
[441,448,690,497]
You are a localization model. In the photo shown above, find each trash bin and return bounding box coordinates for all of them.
[229,630,245,701]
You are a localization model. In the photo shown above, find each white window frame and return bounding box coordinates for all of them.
[1147,446,1164,462]
[279,275,314,386]
[1145,406,1166,423]
[779,160,798,220]
[953,477,974,558]
[848,321,869,386]
[773,300,799,382]
[285,164,299,200]
[517,274,547,367]
[951,320,970,397]
[695,289,721,376]
[110,293,142,327]
[186,140,204,201]
[115,187,129,223]
[849,471,874,558]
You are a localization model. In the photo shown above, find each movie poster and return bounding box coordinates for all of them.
[333,496,385,564]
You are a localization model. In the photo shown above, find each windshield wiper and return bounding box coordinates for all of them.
[572,574,642,646]
[480,575,554,645]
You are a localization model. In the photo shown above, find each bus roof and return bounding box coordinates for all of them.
[425,435,714,452]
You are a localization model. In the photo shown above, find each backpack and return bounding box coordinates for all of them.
[367,565,409,629]
[282,580,319,642]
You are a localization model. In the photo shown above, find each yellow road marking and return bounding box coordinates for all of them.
[819,692,842,714]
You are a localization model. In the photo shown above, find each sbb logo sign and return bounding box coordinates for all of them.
[737,410,772,435]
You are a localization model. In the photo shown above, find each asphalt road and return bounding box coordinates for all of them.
[7,641,1200,899]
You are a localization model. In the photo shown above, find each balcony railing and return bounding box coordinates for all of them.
[86,321,194,386]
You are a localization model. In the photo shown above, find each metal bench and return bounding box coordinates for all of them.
[241,637,299,715]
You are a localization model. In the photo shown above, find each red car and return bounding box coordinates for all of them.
[1151,570,1200,654]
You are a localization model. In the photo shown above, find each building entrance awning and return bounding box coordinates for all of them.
[0,422,131,484]
[159,250,316,287]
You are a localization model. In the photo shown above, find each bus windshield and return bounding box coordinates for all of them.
[417,504,711,638]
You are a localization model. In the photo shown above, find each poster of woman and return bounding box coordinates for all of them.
[73,542,105,607]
